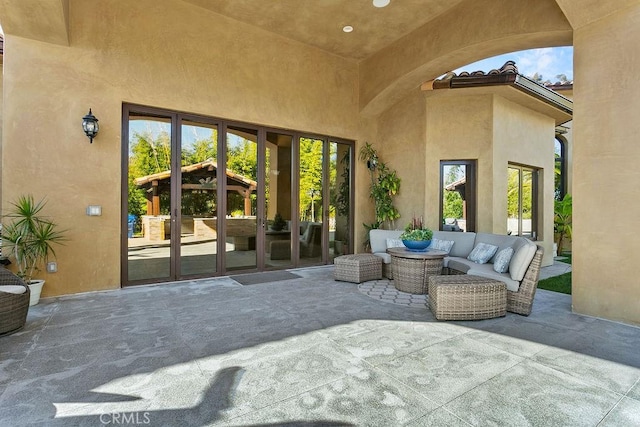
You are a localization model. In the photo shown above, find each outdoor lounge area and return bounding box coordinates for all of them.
[1,264,639,426]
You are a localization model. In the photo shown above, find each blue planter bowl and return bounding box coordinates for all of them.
[402,239,432,251]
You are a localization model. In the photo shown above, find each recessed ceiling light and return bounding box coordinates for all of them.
[343,25,353,33]
[373,0,391,7]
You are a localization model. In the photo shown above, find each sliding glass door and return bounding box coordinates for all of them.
[123,104,353,285]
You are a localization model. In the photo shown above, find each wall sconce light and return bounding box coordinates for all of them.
[82,108,99,143]
[367,155,378,170]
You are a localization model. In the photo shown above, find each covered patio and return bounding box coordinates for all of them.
[1,264,639,426]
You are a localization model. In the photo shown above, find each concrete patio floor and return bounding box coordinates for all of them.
[1,263,639,426]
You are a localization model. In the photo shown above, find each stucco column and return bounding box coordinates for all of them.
[571,5,640,325]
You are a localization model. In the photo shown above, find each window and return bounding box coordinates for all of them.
[555,137,566,200]
[507,164,539,239]
[439,160,476,232]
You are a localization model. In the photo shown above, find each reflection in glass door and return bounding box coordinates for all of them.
[225,126,258,271]
[265,132,293,268]
[299,137,324,266]
[126,113,173,282]
[329,141,351,261]
[180,120,218,276]
[125,105,354,283]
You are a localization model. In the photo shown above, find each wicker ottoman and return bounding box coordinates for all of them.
[428,275,507,321]
[334,254,382,283]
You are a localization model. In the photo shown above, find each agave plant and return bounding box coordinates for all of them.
[1,195,66,283]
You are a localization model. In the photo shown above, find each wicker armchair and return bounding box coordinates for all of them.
[0,268,30,335]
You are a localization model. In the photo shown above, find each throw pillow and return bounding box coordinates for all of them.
[493,247,514,273]
[467,242,498,264]
[431,238,455,254]
[509,241,537,281]
[386,238,405,249]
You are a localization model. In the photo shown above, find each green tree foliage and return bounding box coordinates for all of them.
[507,168,532,219]
[443,191,463,219]
[299,138,323,221]
[128,131,172,218]
[442,165,463,220]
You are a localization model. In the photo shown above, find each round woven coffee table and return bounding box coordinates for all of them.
[387,247,447,294]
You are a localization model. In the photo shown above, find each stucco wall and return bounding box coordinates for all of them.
[572,5,640,325]
[492,96,555,265]
[424,94,494,232]
[1,0,363,297]
[375,89,427,229]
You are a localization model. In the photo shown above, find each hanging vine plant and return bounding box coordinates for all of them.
[358,142,401,234]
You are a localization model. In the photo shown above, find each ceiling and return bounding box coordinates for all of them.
[181,0,465,60]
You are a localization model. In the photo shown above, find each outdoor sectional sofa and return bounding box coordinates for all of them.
[370,229,543,315]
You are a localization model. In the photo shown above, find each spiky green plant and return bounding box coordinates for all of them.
[1,195,66,283]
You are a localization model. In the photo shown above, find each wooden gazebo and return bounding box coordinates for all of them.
[134,159,257,216]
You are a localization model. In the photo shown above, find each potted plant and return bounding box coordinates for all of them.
[358,142,401,250]
[271,212,287,231]
[554,193,572,256]
[400,216,433,251]
[1,195,66,305]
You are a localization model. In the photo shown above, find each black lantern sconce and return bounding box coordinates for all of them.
[82,108,99,143]
[367,154,378,171]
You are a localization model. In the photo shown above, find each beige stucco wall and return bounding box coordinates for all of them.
[572,5,640,325]
[375,89,427,229]
[424,94,494,231]
[492,96,555,265]
[1,0,364,297]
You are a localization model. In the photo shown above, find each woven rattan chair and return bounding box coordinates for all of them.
[0,268,30,335]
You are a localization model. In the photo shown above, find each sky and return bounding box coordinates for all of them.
[454,46,574,82]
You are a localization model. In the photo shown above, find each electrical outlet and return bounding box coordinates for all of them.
[46,262,58,273]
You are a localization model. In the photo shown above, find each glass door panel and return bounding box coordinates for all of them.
[265,132,293,268]
[329,142,351,261]
[299,137,324,266]
[225,126,258,271]
[180,120,218,276]
[127,114,173,282]
[507,166,520,236]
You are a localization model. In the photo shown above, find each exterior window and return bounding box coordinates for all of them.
[439,160,476,232]
[507,164,539,239]
[555,137,566,200]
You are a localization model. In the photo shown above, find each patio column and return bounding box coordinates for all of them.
[570,3,640,325]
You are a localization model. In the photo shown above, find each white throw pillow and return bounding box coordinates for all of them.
[509,242,537,281]
[493,247,514,273]
[467,242,498,264]
[386,238,405,249]
[431,238,454,254]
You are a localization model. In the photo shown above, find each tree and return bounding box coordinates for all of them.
[299,138,323,221]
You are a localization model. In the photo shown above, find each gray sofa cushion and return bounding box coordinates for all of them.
[446,258,474,272]
[373,252,392,264]
[369,229,403,254]
[465,263,521,292]
[432,231,476,258]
